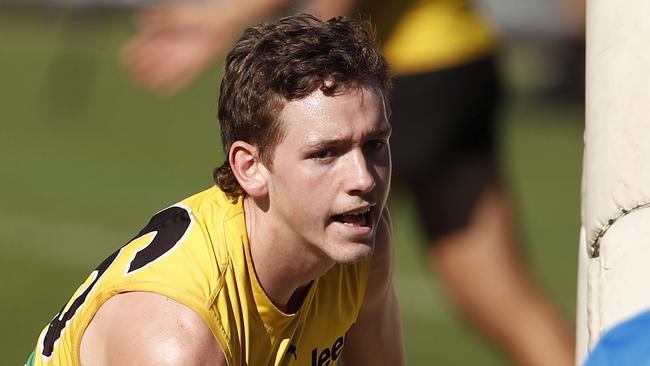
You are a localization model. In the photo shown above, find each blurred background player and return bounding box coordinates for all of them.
[123,0,577,365]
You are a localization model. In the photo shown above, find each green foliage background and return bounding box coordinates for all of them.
[0,8,582,365]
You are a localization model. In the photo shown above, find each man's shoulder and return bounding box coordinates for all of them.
[133,185,244,263]
[81,292,227,366]
[180,185,242,218]
[75,188,243,365]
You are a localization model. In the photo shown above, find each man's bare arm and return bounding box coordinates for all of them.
[123,0,364,94]
[343,209,405,365]
[80,292,226,366]
[124,0,294,93]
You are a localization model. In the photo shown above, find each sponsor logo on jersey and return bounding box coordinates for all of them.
[310,328,350,366]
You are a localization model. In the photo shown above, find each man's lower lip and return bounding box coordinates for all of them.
[331,222,373,235]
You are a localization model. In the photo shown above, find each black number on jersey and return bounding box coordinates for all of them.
[41,251,118,358]
[41,206,192,358]
[127,206,191,273]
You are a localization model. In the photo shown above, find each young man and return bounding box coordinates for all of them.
[124,1,576,364]
[28,14,404,366]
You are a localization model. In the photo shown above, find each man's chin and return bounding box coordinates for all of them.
[332,240,374,264]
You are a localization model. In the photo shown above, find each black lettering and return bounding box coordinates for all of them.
[310,327,354,366]
[318,347,331,366]
[331,336,344,361]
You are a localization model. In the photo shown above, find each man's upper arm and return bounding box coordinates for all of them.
[80,292,226,366]
[344,208,405,365]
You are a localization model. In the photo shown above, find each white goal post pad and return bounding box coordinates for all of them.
[583,0,650,251]
[582,212,650,349]
[578,0,650,362]
[596,211,650,330]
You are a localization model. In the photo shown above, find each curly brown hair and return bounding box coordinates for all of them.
[214,13,391,201]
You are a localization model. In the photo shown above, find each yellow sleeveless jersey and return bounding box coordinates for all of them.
[367,0,497,74]
[30,186,371,365]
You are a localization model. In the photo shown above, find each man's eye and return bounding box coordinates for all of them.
[314,149,335,160]
[364,140,386,151]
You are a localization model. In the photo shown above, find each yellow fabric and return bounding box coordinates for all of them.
[32,186,370,365]
[370,0,497,74]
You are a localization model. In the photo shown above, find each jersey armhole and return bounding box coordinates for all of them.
[71,281,232,366]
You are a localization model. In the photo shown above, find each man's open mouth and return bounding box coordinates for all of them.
[331,206,372,227]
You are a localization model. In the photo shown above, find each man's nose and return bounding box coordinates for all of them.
[345,149,376,195]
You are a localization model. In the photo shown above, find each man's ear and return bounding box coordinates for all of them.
[229,141,268,198]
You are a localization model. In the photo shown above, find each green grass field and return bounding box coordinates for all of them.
[0,8,583,364]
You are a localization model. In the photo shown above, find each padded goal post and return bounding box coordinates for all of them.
[577,0,650,364]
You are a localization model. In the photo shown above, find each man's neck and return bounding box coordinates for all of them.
[243,197,334,313]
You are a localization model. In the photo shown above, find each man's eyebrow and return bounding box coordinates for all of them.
[367,124,392,139]
[303,123,392,151]
[304,138,349,151]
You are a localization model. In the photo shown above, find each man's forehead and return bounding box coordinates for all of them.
[293,93,388,141]
[281,84,385,117]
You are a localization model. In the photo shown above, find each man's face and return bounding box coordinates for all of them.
[264,85,391,264]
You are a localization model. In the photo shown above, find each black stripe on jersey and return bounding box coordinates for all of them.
[127,206,191,273]
[41,205,192,358]
[42,249,119,357]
